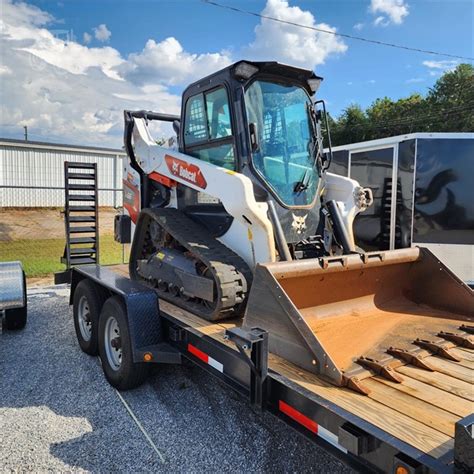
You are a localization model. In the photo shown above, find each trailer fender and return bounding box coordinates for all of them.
[70,266,170,364]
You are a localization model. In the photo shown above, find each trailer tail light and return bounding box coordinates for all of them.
[395,467,409,474]
[187,343,224,373]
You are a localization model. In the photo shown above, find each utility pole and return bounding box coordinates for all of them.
[23,126,28,141]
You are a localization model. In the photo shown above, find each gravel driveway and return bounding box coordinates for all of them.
[0,285,353,472]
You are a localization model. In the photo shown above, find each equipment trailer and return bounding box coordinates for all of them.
[69,263,473,474]
[66,60,473,473]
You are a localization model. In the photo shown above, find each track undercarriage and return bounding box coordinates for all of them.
[129,208,253,321]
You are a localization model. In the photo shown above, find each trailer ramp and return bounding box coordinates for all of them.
[243,247,473,395]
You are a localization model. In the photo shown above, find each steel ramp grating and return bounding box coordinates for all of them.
[61,161,100,269]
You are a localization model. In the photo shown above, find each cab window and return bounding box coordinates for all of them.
[183,87,235,170]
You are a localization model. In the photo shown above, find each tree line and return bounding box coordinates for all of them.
[326,63,474,147]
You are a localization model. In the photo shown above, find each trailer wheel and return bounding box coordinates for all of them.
[73,279,107,355]
[98,296,149,390]
[4,305,27,330]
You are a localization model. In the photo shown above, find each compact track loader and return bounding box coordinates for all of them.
[120,60,473,393]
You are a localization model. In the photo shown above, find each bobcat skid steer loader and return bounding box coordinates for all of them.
[118,61,473,393]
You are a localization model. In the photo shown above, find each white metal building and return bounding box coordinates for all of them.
[0,138,126,207]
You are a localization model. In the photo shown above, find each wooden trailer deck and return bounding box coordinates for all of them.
[112,265,473,465]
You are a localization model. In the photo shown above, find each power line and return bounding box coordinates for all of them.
[202,0,474,62]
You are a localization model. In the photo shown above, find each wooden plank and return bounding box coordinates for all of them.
[113,264,129,276]
[450,348,474,363]
[377,373,471,417]
[155,299,456,459]
[397,366,474,402]
[364,378,458,437]
[453,357,474,370]
[160,300,240,337]
[425,356,473,384]
[270,355,453,459]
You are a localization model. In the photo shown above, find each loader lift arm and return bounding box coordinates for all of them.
[123,109,180,208]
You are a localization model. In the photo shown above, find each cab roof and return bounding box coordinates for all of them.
[184,60,323,96]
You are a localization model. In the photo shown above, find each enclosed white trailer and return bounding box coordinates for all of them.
[327,133,474,284]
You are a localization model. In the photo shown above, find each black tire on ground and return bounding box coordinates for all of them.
[73,279,108,355]
[4,305,27,330]
[98,296,149,390]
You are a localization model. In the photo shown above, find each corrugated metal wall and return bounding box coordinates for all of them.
[0,141,125,207]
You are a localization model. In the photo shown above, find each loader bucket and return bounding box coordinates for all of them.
[243,248,473,388]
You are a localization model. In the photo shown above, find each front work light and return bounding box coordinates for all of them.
[234,62,259,80]
[307,77,323,93]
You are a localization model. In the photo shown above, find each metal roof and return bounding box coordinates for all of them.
[328,132,474,152]
[0,137,126,156]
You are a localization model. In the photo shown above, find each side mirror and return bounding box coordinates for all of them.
[249,122,260,153]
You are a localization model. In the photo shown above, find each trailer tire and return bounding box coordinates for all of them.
[98,296,149,390]
[73,279,107,356]
[4,306,27,330]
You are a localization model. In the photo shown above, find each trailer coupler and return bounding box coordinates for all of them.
[224,327,268,412]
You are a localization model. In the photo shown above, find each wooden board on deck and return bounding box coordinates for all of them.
[109,265,471,462]
[156,299,462,460]
[397,365,473,402]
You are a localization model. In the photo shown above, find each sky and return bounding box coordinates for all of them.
[0,0,472,147]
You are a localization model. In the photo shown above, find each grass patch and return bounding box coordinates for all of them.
[0,235,125,277]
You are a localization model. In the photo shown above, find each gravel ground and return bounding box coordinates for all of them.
[0,286,353,473]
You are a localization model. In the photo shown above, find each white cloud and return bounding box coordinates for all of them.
[117,37,232,86]
[0,0,347,147]
[422,60,459,71]
[373,16,389,27]
[419,60,459,78]
[406,77,424,83]
[93,23,111,42]
[0,1,179,146]
[370,0,409,25]
[244,0,347,69]
[353,22,364,31]
[1,0,54,27]
[0,65,13,75]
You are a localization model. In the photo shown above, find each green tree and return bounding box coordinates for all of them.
[426,63,474,132]
[328,64,473,146]
[366,93,427,137]
[328,104,369,146]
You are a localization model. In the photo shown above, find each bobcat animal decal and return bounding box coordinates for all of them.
[291,213,308,235]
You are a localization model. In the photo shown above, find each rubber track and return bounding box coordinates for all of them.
[130,208,253,321]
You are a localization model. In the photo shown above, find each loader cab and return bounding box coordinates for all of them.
[179,61,325,246]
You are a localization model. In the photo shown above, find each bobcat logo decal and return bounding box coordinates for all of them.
[291,213,308,235]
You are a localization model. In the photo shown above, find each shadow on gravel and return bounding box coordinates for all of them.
[0,288,353,472]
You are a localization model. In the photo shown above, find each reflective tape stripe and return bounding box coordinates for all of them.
[279,400,346,453]
[279,400,318,433]
[187,343,224,373]
[207,357,224,373]
[187,343,208,363]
